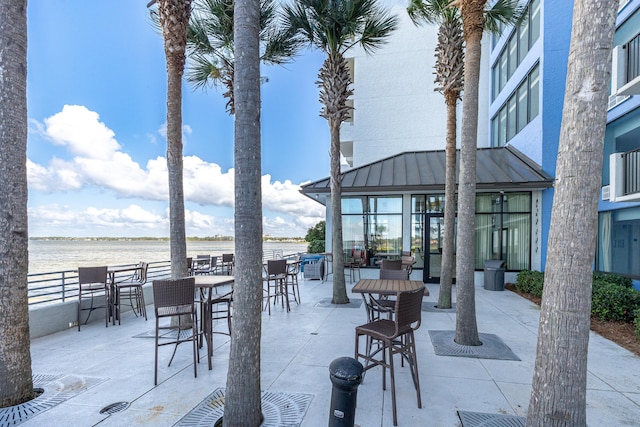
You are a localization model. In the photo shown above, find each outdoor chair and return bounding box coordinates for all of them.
[286,256,301,305]
[114,262,148,324]
[346,249,364,283]
[77,266,109,331]
[187,257,193,276]
[367,269,411,321]
[208,287,233,336]
[263,259,288,314]
[380,259,402,270]
[152,277,199,385]
[221,253,234,275]
[355,285,425,426]
[193,255,213,275]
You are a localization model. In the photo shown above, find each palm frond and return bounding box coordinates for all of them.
[484,0,527,35]
[407,0,458,26]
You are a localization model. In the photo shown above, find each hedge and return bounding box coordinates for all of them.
[514,270,640,323]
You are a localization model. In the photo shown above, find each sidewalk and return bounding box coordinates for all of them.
[18,268,640,426]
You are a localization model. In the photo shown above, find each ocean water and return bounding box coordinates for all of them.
[27,240,308,275]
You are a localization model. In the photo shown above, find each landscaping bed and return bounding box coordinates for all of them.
[505,283,640,357]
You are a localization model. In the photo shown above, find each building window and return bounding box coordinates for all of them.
[598,207,640,279]
[476,192,531,270]
[342,196,402,267]
[410,193,531,271]
[491,63,540,147]
[491,0,541,101]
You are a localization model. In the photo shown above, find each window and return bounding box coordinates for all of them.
[598,208,640,278]
[491,63,540,147]
[476,193,531,270]
[507,94,517,141]
[342,196,402,266]
[517,83,528,132]
[412,193,531,271]
[491,0,541,101]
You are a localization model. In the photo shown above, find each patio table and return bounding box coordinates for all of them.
[351,278,429,296]
[194,275,234,370]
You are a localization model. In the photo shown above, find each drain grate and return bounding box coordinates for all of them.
[458,410,525,427]
[174,388,313,427]
[100,401,130,415]
[314,297,363,308]
[429,330,521,361]
[0,374,108,426]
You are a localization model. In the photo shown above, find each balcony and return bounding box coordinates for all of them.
[609,148,640,202]
[613,33,640,98]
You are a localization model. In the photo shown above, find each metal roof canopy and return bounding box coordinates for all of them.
[300,146,554,202]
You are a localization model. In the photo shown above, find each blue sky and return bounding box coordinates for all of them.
[26,1,330,238]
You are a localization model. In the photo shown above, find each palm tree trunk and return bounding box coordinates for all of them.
[224,0,263,425]
[166,64,188,279]
[455,0,485,346]
[0,0,34,407]
[330,118,349,304]
[526,1,618,425]
[159,0,191,280]
[438,97,458,309]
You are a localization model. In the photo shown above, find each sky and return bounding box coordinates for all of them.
[25,1,331,239]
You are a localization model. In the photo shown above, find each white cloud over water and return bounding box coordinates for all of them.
[27,105,324,237]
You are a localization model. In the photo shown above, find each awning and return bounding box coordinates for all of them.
[300,146,554,202]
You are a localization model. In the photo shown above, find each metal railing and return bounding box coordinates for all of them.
[28,260,172,307]
[623,148,640,196]
[28,250,305,308]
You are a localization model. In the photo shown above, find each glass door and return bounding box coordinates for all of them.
[422,214,456,283]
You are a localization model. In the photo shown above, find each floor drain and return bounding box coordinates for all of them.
[100,401,130,415]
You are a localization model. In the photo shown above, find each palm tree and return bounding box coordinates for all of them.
[149,0,192,280]
[454,0,522,346]
[408,0,463,310]
[185,0,300,114]
[407,0,524,311]
[283,0,398,304]
[224,0,264,424]
[0,0,34,408]
[526,1,618,425]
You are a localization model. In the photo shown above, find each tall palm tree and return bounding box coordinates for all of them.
[454,0,522,346]
[407,0,524,311]
[185,0,301,114]
[0,0,34,408]
[408,0,463,311]
[283,0,398,304]
[151,0,192,280]
[526,1,618,425]
[224,0,264,424]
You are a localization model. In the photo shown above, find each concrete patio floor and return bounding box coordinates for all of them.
[20,268,640,426]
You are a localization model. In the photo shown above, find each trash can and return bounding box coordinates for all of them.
[484,260,506,291]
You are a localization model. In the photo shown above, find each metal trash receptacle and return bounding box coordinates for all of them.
[484,260,506,291]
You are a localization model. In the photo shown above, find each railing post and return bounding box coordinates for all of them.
[61,272,66,302]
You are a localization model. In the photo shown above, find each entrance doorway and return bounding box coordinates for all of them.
[423,214,456,283]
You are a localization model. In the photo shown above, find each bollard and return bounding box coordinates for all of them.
[328,356,364,427]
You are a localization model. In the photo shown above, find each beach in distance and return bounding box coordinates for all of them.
[27,239,309,275]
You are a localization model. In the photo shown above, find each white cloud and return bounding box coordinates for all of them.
[27,105,326,237]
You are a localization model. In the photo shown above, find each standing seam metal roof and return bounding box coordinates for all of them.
[300,146,554,196]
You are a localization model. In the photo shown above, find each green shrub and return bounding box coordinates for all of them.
[592,271,633,288]
[591,280,640,322]
[515,270,545,297]
[635,309,640,340]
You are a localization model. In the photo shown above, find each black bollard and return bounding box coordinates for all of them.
[328,356,364,427]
